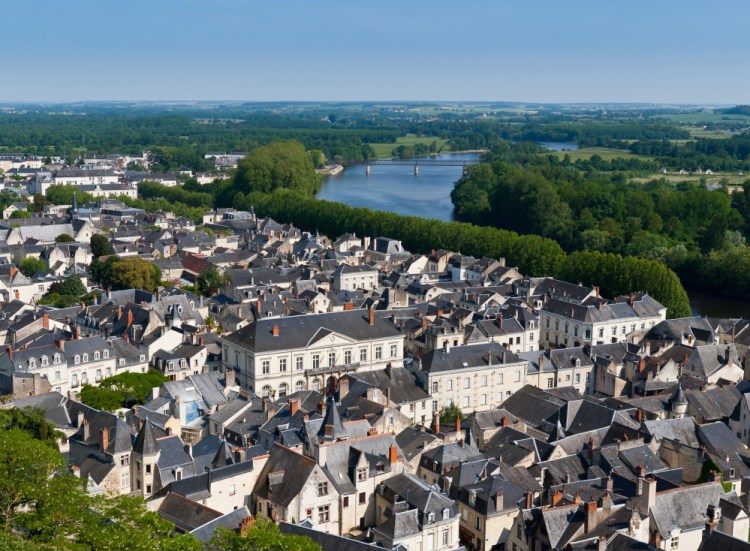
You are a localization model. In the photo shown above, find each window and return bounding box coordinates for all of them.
[585,329,591,340]
[344,350,352,364]
[442,529,449,546]
[464,377,470,389]
[94,351,100,361]
[71,374,79,387]
[566,374,570,381]
[296,356,303,370]
[28,358,36,369]
[318,505,330,523]
[546,318,550,328]
[176,469,182,481]
[480,394,487,405]
[359,492,366,504]
[103,349,109,359]
[229,484,236,496]
[295,380,305,392]
[621,326,626,335]
[670,537,679,549]
[106,367,112,377]
[53,354,60,364]
[146,464,151,474]
[575,374,581,384]
[360,348,367,362]
[357,468,367,482]
[262,360,270,374]
[41,356,48,367]
[476,516,481,529]
[574,326,578,337]
[306,509,312,519]
[516,336,521,344]
[375,346,382,360]
[463,396,470,407]
[555,320,559,330]
[498,373,504,384]
[328,352,336,367]
[446,379,453,391]
[312,379,320,391]
[279,383,288,398]
[612,327,617,335]
[514,371,521,382]
[317,482,328,496]
[599,328,604,338]
[390,343,398,358]
[529,333,534,342]
[481,375,488,386]
[121,472,130,488]
[279,358,287,372]
[312,355,320,369]
[432,381,438,393]
[343,496,349,508]
[261,385,271,397]
[54,371,60,381]
[121,456,129,467]
[96,369,102,382]
[83,354,88,362]
[547,378,554,389]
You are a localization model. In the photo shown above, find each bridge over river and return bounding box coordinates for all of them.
[347,157,480,175]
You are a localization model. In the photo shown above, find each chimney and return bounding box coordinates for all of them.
[272,324,279,337]
[386,387,392,404]
[628,293,634,306]
[433,412,440,434]
[127,310,133,328]
[727,346,736,366]
[320,401,327,418]
[639,476,657,516]
[597,535,607,551]
[82,419,90,441]
[100,426,109,452]
[525,491,533,509]
[389,444,398,465]
[594,286,600,298]
[71,465,81,477]
[339,377,349,399]
[117,305,122,320]
[5,346,12,360]
[585,499,598,532]
[422,317,428,330]
[436,309,443,318]
[290,398,299,415]
[235,447,246,463]
[77,411,85,428]
[588,436,594,461]
[455,416,461,434]
[369,308,375,326]
[551,489,563,506]
[42,312,50,330]
[224,369,235,389]
[75,325,80,340]
[501,416,509,427]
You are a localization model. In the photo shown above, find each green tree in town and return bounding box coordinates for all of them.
[197,266,224,297]
[90,233,113,258]
[10,210,31,219]
[438,403,464,426]
[54,234,75,243]
[18,257,47,277]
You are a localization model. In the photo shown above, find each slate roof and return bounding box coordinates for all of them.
[253,443,320,507]
[157,492,222,533]
[420,342,523,374]
[189,506,251,543]
[650,482,726,538]
[222,309,402,353]
[281,521,381,550]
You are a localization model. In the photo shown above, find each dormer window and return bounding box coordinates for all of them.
[28,359,36,369]
[575,358,581,367]
[94,351,100,361]
[41,356,48,367]
[53,354,60,365]
[469,490,476,505]
[357,467,367,482]
[82,354,89,363]
[442,508,449,520]
[103,350,109,359]
[428,513,435,523]
[75,355,80,365]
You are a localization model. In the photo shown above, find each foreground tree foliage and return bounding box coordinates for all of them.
[38,275,91,308]
[212,517,321,551]
[90,233,113,258]
[0,415,320,550]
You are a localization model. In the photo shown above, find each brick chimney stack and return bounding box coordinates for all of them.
[389,444,398,465]
[369,308,375,326]
[42,312,50,330]
[100,426,109,452]
[272,324,279,337]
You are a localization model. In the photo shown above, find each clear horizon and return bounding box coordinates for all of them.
[4,0,749,104]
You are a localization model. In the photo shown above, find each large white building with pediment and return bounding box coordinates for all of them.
[220,308,404,399]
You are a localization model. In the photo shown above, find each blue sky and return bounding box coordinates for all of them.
[3,0,748,103]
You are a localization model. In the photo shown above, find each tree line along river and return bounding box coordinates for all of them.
[316,149,748,319]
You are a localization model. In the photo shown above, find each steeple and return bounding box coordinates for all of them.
[320,395,348,442]
[670,384,688,419]
[71,192,79,220]
[133,420,159,456]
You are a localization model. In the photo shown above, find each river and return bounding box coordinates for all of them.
[317,152,480,222]
[317,150,748,319]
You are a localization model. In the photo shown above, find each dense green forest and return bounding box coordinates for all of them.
[452,148,750,299]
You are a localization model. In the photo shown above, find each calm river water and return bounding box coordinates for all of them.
[317,149,748,318]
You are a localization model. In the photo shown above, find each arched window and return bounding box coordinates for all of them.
[94,351,100,361]
[279,383,288,398]
[103,350,109,359]
[75,355,80,365]
[295,380,305,392]
[261,385,272,397]
[311,379,320,392]
[53,354,60,364]
[82,354,89,363]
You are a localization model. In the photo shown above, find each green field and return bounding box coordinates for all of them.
[657,112,750,124]
[370,134,451,158]
[551,147,649,161]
